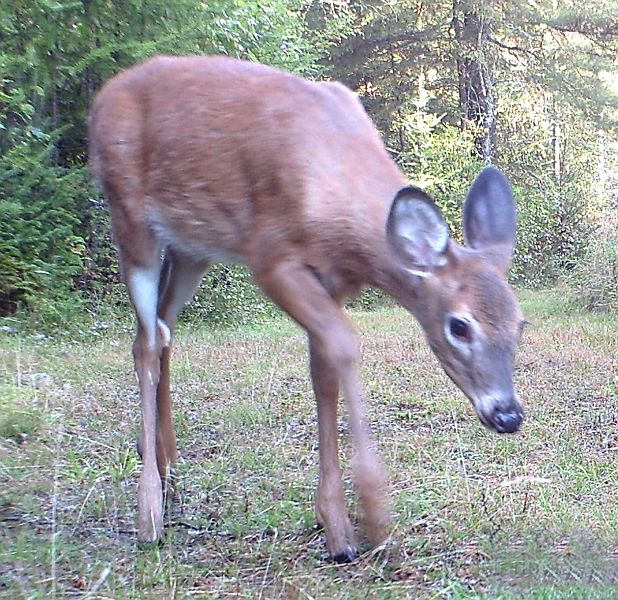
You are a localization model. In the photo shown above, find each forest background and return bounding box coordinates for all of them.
[1,0,617,330]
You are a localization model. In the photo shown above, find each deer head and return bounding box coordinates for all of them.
[386,166,524,433]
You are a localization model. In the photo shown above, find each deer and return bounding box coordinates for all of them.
[88,55,525,563]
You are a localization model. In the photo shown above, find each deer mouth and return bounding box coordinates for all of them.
[473,394,524,434]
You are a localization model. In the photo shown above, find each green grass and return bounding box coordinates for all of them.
[0,289,616,598]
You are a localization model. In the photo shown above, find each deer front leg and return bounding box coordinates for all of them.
[310,340,357,562]
[254,261,389,561]
[340,367,390,547]
[310,316,390,553]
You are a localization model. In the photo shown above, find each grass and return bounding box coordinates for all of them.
[0,289,616,598]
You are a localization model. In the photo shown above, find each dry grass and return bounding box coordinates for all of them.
[0,289,617,599]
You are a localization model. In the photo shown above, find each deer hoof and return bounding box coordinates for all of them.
[137,509,164,546]
[137,535,164,549]
[332,545,358,563]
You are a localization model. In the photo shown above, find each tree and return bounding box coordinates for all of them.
[0,0,328,321]
[316,0,617,283]
[452,1,497,162]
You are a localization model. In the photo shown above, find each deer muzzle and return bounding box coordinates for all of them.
[475,394,524,434]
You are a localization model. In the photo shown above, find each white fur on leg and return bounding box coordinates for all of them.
[127,264,161,349]
[157,318,171,347]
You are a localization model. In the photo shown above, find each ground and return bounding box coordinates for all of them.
[0,290,617,599]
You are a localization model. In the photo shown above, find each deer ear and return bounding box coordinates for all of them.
[386,186,449,276]
[463,167,517,268]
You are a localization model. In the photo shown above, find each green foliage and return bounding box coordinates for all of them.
[397,111,483,239]
[0,141,87,324]
[182,266,281,327]
[0,384,41,442]
[202,0,325,75]
[346,287,392,311]
[0,0,330,326]
[509,182,594,287]
[568,209,618,312]
[499,100,599,287]
[1,0,616,327]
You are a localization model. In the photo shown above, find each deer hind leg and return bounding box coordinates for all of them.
[254,261,389,562]
[154,252,209,488]
[123,251,167,543]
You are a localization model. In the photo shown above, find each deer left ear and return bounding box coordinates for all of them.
[386,186,449,276]
[463,166,517,270]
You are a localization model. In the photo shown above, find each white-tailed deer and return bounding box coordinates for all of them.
[89,55,524,562]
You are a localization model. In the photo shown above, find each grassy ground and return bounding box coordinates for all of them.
[0,289,617,599]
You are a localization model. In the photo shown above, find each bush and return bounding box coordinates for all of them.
[510,183,594,288]
[396,113,483,240]
[346,287,392,311]
[568,210,618,312]
[182,266,281,327]
[0,142,87,326]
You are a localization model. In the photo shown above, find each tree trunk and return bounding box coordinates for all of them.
[553,107,562,185]
[452,1,497,163]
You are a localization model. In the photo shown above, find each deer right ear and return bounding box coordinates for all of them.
[386,186,450,276]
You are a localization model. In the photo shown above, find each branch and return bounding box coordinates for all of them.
[488,36,536,57]
[335,26,442,60]
[545,21,618,38]
[521,16,618,40]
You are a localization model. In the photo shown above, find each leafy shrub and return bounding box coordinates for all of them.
[567,210,618,312]
[181,266,281,327]
[0,142,87,326]
[397,112,483,241]
[510,182,594,288]
[346,287,392,311]
[498,101,599,288]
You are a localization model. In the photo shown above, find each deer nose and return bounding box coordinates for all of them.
[491,406,524,433]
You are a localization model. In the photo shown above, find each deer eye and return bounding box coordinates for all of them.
[449,316,471,341]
